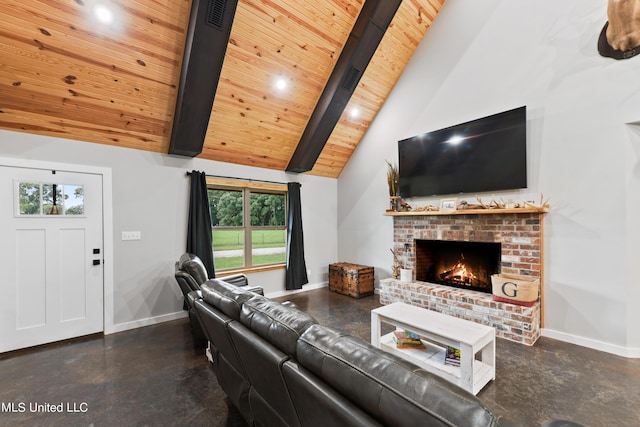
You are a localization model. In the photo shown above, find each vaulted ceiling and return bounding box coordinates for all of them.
[0,0,444,178]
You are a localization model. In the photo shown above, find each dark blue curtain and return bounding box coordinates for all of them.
[285,182,308,290]
[187,171,215,278]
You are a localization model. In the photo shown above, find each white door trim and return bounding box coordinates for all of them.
[0,156,116,335]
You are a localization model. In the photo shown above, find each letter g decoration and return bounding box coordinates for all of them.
[501,281,518,298]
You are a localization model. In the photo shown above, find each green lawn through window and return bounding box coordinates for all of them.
[213,229,286,269]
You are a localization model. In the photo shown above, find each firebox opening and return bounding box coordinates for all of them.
[415,240,501,294]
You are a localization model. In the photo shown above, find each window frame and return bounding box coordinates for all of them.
[207,177,287,275]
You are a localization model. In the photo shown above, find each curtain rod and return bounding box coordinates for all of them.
[185,171,289,186]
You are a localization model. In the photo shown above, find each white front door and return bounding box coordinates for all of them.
[0,166,104,353]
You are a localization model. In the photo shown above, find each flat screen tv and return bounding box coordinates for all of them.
[398,106,527,198]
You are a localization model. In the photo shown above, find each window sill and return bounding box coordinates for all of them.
[217,263,286,277]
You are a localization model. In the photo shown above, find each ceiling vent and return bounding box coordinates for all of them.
[342,67,361,91]
[206,0,227,30]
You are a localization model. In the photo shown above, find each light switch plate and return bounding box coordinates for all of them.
[122,231,141,241]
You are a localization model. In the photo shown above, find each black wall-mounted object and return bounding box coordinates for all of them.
[286,0,403,173]
[168,0,239,157]
[398,106,528,197]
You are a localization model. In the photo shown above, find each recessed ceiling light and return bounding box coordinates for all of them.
[94,4,114,24]
[275,77,288,91]
[350,107,360,119]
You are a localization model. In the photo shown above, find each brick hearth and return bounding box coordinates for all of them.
[384,210,546,345]
[379,279,541,345]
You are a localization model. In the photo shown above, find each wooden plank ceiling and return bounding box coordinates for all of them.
[0,0,445,178]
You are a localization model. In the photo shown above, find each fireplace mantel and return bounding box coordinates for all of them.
[384,206,548,217]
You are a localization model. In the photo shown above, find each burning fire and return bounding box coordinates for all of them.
[440,255,477,286]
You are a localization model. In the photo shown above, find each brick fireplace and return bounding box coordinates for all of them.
[380,209,546,345]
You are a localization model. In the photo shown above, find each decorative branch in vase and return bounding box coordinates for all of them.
[390,248,400,279]
[386,160,400,211]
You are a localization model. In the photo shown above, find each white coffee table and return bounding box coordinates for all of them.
[371,302,495,395]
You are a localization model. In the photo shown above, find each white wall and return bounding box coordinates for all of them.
[0,129,338,331]
[338,0,640,356]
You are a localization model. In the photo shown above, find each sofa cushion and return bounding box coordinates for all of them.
[200,279,256,320]
[297,324,502,427]
[239,297,317,357]
[282,361,382,427]
[229,322,298,427]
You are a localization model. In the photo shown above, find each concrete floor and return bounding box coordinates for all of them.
[1,288,639,426]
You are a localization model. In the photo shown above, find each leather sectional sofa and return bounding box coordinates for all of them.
[190,278,584,427]
[174,253,263,343]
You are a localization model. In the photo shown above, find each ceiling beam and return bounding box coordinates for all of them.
[168,0,239,157]
[285,0,403,173]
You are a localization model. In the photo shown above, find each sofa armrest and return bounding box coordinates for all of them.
[219,273,249,287]
[186,289,202,307]
[219,274,264,295]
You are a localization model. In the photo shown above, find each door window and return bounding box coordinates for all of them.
[16,181,85,216]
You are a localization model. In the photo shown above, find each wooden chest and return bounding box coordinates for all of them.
[329,263,374,298]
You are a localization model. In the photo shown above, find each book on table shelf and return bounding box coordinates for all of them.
[392,330,426,350]
[445,346,461,366]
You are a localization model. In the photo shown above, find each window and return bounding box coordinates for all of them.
[208,179,287,272]
[15,181,85,216]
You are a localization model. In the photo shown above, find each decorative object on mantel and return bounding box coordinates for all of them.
[524,193,551,209]
[457,193,550,211]
[440,198,457,213]
[457,198,488,210]
[398,198,412,211]
[384,206,548,216]
[389,196,401,212]
[386,160,400,211]
[491,273,540,307]
[385,161,413,212]
[412,204,440,212]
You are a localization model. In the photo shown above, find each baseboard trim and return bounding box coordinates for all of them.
[542,328,640,358]
[265,282,328,299]
[105,310,188,335]
[105,284,330,334]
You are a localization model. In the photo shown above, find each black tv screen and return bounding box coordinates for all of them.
[398,106,527,197]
